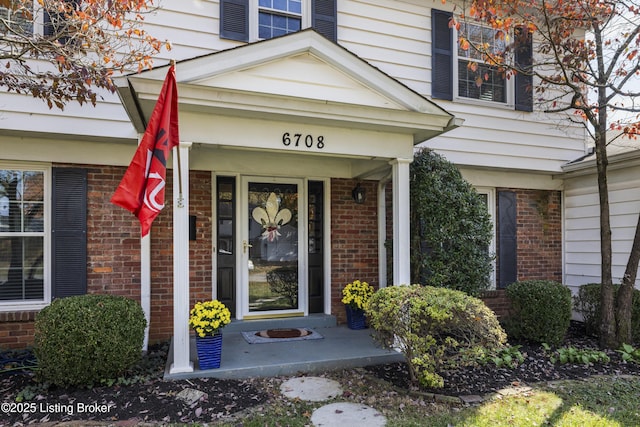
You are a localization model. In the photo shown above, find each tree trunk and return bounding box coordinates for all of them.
[616,211,640,345]
[594,130,616,348]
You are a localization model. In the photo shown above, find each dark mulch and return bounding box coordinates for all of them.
[1,322,639,425]
[0,342,268,426]
[366,321,640,396]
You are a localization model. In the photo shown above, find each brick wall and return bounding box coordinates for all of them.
[133,169,214,343]
[0,311,36,349]
[330,179,379,323]
[484,189,563,320]
[480,290,511,319]
[511,189,562,283]
[0,165,213,349]
[87,166,141,298]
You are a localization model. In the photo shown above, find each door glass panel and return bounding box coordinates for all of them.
[248,182,298,312]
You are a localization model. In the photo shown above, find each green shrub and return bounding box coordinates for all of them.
[478,345,524,369]
[34,294,146,387]
[409,148,493,296]
[366,285,507,389]
[504,280,571,346]
[618,343,640,363]
[574,283,640,345]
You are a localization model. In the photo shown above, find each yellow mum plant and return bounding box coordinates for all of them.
[189,300,232,338]
[341,280,374,310]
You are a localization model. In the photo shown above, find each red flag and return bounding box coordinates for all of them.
[111,65,179,237]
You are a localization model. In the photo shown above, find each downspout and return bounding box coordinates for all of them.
[378,171,393,288]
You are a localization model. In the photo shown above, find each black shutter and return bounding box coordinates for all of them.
[52,168,87,299]
[497,191,517,289]
[312,0,337,42]
[514,26,533,112]
[220,0,249,42]
[431,9,453,100]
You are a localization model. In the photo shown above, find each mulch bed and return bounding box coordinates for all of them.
[366,321,640,396]
[0,342,268,425]
[1,322,639,425]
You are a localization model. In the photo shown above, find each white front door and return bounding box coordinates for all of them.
[239,177,306,319]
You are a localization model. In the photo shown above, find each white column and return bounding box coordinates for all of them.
[377,173,392,288]
[390,158,412,285]
[170,142,194,374]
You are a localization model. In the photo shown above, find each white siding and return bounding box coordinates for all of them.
[564,167,640,293]
[338,0,587,172]
[0,0,586,173]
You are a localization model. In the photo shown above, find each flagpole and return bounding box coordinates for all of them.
[171,59,184,208]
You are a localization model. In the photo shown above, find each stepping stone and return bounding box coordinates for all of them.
[280,377,342,402]
[177,388,206,405]
[311,402,386,426]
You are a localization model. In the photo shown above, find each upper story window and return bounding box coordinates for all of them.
[220,0,336,43]
[258,0,302,39]
[0,1,34,35]
[431,9,533,112]
[457,22,507,103]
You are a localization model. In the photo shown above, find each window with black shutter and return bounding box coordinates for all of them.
[431,9,533,111]
[220,0,337,43]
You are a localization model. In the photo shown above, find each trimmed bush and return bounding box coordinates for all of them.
[34,294,146,387]
[366,285,507,388]
[504,280,571,346]
[574,283,640,344]
[410,148,494,296]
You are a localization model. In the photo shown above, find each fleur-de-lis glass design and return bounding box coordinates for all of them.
[252,192,292,242]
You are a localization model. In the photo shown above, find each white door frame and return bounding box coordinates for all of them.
[238,176,308,319]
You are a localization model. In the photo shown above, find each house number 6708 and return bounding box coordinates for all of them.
[282,133,325,149]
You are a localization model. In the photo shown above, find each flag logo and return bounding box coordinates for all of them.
[111,65,179,237]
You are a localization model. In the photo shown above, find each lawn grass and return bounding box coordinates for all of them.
[418,377,640,426]
[216,375,640,427]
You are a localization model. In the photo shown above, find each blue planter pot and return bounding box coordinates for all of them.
[195,333,223,369]
[345,305,367,330]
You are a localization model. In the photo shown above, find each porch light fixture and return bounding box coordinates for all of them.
[352,183,366,204]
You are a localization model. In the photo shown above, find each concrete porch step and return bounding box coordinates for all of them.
[165,323,405,381]
[224,313,337,333]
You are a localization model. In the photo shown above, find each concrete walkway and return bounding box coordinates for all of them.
[164,315,405,380]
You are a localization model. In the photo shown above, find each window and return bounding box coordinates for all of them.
[457,22,506,103]
[0,165,49,308]
[258,0,302,39]
[220,0,336,43]
[431,9,532,111]
[0,1,34,35]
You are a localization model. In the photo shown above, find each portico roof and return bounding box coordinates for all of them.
[116,29,459,146]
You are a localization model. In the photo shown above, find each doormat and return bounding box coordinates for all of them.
[241,328,324,344]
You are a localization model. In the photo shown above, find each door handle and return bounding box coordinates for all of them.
[243,240,253,253]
